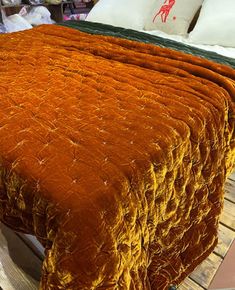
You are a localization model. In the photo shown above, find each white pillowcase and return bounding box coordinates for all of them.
[86,0,155,30]
[189,0,235,47]
[144,0,203,36]
[3,14,32,33]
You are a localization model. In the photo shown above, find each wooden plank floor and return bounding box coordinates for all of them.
[0,174,234,290]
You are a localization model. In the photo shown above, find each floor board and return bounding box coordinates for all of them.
[178,277,205,290]
[220,198,235,230]
[189,254,223,289]
[225,178,235,203]
[214,224,235,258]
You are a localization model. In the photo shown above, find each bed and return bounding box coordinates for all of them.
[0,3,235,289]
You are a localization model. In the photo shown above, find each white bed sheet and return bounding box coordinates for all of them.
[142,29,235,59]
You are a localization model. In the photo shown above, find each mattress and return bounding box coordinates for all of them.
[0,21,235,290]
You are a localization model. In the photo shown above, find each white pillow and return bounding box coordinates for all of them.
[189,0,235,47]
[86,0,155,30]
[3,14,32,33]
[144,0,203,36]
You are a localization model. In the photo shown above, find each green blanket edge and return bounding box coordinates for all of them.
[60,20,235,69]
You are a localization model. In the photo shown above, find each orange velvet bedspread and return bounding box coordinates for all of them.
[0,25,235,290]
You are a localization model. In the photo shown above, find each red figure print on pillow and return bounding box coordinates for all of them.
[153,0,176,23]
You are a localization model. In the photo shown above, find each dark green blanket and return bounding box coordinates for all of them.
[60,20,235,68]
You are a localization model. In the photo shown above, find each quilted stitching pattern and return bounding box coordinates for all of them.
[0,25,235,289]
